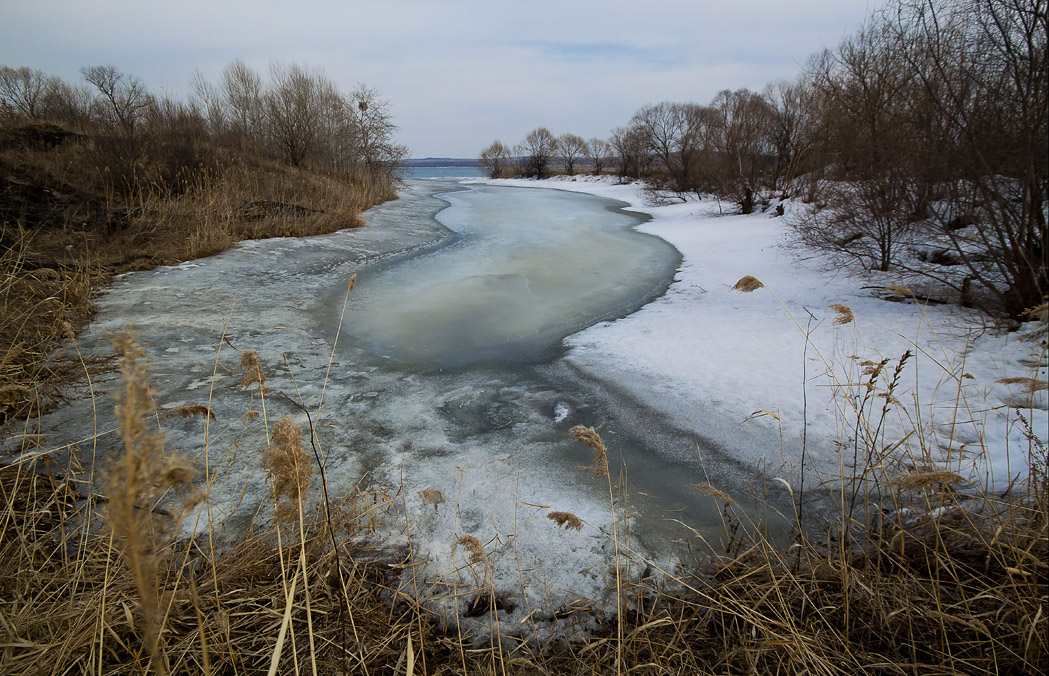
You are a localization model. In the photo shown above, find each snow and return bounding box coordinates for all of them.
[489,176,1048,491]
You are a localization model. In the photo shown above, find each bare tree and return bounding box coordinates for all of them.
[189,69,226,134]
[40,78,92,127]
[221,60,263,142]
[81,65,153,135]
[792,172,926,272]
[349,85,407,174]
[522,127,557,178]
[478,139,511,178]
[509,143,528,176]
[557,133,587,175]
[763,79,819,197]
[891,0,1048,315]
[710,88,778,213]
[0,66,52,120]
[586,137,613,175]
[630,101,718,197]
[795,22,926,270]
[80,65,155,192]
[609,125,650,180]
[263,62,331,167]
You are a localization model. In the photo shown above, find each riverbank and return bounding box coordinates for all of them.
[0,122,396,431]
[1,175,1045,674]
[490,175,1048,493]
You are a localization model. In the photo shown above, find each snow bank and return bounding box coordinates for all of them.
[491,176,1048,490]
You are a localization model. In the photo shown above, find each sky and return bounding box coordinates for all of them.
[1,0,877,158]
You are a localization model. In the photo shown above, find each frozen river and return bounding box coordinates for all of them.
[13,179,789,640]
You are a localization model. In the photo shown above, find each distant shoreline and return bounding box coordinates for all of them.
[400,157,478,168]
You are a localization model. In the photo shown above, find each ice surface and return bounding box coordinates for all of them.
[10,178,742,643]
[340,185,677,366]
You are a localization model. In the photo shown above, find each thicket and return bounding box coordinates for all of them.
[0,60,405,429]
[479,0,1047,319]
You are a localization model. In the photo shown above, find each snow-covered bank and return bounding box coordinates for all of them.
[489,176,1047,490]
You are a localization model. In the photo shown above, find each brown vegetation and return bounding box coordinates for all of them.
[0,60,402,431]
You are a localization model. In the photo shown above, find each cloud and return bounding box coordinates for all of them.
[1,0,877,156]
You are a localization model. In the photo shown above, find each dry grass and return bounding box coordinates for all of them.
[5,394,1041,674]
[0,125,394,434]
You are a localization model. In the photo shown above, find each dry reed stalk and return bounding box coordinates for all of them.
[105,333,199,674]
[547,511,584,531]
[568,424,623,672]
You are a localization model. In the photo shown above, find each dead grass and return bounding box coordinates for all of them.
[0,122,395,432]
[4,412,1043,674]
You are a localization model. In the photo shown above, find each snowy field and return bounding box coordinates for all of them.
[490,176,1048,492]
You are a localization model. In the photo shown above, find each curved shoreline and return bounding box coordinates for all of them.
[488,176,1043,494]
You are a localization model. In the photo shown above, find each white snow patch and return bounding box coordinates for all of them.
[492,176,1047,490]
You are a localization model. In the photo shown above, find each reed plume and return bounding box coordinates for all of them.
[732,275,764,292]
[691,482,736,504]
[570,425,609,478]
[455,535,486,563]
[889,470,965,490]
[547,511,584,531]
[240,348,265,388]
[884,284,914,297]
[262,416,313,524]
[997,376,1048,393]
[106,333,199,674]
[828,302,854,325]
[166,404,216,420]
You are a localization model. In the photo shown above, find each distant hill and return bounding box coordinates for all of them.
[401,157,478,168]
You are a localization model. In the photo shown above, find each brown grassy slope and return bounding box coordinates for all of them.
[0,121,395,429]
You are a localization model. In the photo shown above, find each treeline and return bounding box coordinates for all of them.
[480,0,1047,318]
[0,60,407,195]
[1,61,407,427]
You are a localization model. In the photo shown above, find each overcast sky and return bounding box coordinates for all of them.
[2,0,877,158]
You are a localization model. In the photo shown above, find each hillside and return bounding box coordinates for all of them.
[0,120,396,429]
